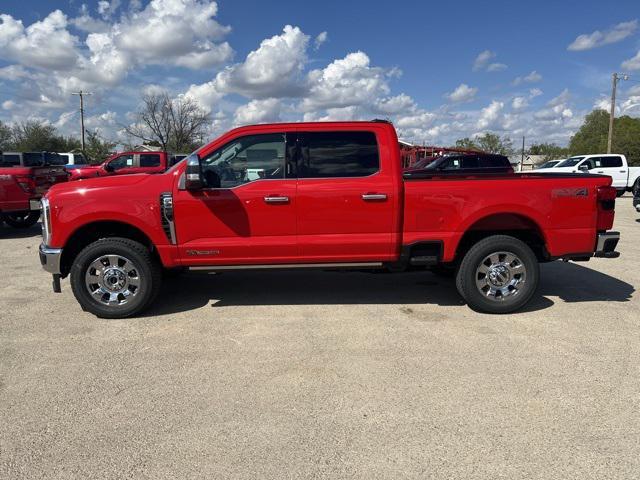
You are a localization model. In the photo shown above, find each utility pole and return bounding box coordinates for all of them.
[607,73,629,154]
[71,91,93,151]
[520,136,525,172]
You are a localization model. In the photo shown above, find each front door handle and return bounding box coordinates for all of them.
[264,196,289,204]
[361,193,387,201]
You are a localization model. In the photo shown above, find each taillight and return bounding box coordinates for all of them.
[15,175,36,194]
[596,186,616,230]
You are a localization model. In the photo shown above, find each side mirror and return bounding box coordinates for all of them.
[578,164,590,172]
[185,154,203,190]
[104,163,115,173]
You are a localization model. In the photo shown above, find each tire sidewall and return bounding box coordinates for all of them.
[458,236,539,314]
[70,239,157,318]
[4,211,40,228]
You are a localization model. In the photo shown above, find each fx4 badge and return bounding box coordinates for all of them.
[552,188,588,198]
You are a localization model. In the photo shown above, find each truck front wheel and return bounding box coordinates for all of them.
[70,237,162,319]
[455,235,539,314]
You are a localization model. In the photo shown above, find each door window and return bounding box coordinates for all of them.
[140,153,161,167]
[201,134,286,188]
[1,154,21,166]
[297,131,379,178]
[109,154,134,170]
[595,156,623,168]
[74,154,87,165]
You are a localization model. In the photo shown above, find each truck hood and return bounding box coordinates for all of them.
[48,173,150,197]
[536,166,582,173]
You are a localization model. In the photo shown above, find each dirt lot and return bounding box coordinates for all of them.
[1,196,639,479]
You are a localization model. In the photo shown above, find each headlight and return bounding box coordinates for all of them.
[41,197,52,245]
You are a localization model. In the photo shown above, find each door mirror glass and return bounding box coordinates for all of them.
[185,154,203,190]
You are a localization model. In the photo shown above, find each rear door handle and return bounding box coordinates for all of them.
[264,196,289,204]
[361,193,387,201]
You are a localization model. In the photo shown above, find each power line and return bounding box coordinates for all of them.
[71,90,93,151]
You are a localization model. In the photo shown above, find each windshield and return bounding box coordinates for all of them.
[538,160,558,169]
[556,156,585,167]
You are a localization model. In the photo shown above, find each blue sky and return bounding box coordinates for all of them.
[1,0,639,147]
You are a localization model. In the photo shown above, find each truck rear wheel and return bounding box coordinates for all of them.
[456,235,539,314]
[4,211,40,228]
[70,237,162,319]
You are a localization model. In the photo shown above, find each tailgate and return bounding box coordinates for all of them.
[32,166,69,195]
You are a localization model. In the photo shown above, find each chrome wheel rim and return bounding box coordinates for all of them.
[475,251,526,301]
[85,255,141,306]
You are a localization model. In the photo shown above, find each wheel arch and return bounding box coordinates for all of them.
[59,220,163,277]
[453,211,549,263]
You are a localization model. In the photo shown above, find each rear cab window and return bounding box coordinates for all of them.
[296,131,380,178]
[140,153,161,167]
[594,156,623,168]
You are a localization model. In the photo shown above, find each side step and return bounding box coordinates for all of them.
[409,255,438,266]
[189,262,384,272]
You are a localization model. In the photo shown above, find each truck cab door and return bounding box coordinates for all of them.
[294,129,399,262]
[104,154,136,176]
[591,155,626,189]
[173,132,298,266]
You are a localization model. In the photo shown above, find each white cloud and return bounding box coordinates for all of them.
[477,100,504,129]
[314,31,328,50]
[446,83,478,103]
[215,25,309,98]
[487,63,507,72]
[234,98,281,125]
[373,94,416,114]
[568,20,637,51]
[0,10,80,71]
[529,88,543,98]
[622,50,640,70]
[512,96,528,110]
[512,70,542,86]
[473,50,507,72]
[473,50,494,71]
[300,51,390,111]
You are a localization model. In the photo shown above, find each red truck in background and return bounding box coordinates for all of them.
[38,121,620,318]
[1,152,68,228]
[68,151,186,180]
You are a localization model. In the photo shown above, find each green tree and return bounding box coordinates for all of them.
[528,143,569,161]
[454,137,479,150]
[569,109,640,165]
[0,120,12,150]
[476,133,513,156]
[9,120,80,152]
[84,130,116,164]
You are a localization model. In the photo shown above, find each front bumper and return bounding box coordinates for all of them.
[593,231,620,258]
[39,243,63,275]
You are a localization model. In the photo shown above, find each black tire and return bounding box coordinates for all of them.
[455,235,539,314]
[4,211,40,228]
[632,179,640,196]
[615,190,625,198]
[70,237,162,319]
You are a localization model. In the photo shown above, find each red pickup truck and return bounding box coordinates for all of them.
[68,151,185,180]
[38,121,620,318]
[1,153,68,228]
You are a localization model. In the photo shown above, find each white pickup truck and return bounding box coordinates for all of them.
[538,154,640,196]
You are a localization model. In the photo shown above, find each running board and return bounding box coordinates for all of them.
[189,262,383,271]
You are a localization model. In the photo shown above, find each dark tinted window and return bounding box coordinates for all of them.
[109,154,134,170]
[140,153,161,167]
[596,156,623,168]
[74,154,87,165]
[298,131,379,178]
[44,152,66,165]
[1,154,21,166]
[23,152,44,167]
[442,156,478,169]
[479,155,510,168]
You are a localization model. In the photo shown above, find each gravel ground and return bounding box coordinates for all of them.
[1,196,639,479]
